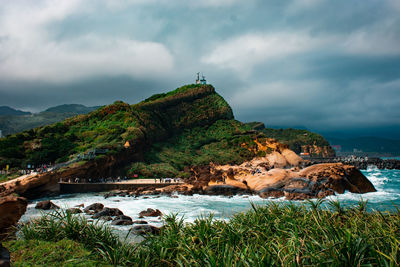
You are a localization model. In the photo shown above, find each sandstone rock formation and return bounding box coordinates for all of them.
[0,196,27,238]
[191,160,376,200]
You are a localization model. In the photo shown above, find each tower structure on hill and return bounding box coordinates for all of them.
[195,72,207,85]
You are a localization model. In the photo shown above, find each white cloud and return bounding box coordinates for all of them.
[341,30,400,56]
[229,80,327,109]
[0,0,174,83]
[202,32,327,74]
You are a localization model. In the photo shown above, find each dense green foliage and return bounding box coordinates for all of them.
[0,84,233,170]
[5,239,102,266]
[129,120,259,177]
[261,127,334,156]
[10,200,400,266]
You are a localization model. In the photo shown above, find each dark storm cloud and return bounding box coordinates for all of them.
[0,0,399,138]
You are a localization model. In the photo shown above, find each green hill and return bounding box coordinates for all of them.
[0,84,335,178]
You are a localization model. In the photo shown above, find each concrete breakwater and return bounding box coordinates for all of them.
[308,157,400,170]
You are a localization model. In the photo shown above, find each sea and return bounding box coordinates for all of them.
[20,166,400,228]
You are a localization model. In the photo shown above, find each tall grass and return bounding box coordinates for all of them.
[16,200,400,266]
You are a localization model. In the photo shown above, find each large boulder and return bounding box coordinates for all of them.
[92,208,123,219]
[35,200,59,210]
[111,215,133,226]
[0,196,27,238]
[0,242,10,267]
[84,203,104,213]
[131,225,160,235]
[139,208,162,217]
[111,219,133,226]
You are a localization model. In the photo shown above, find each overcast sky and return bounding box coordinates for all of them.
[0,0,399,138]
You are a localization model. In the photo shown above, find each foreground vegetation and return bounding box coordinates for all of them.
[5,200,400,266]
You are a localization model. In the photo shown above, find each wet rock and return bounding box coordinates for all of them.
[75,204,84,208]
[84,203,104,213]
[259,190,285,199]
[205,185,249,195]
[0,243,10,267]
[104,192,116,199]
[132,220,148,224]
[111,219,133,226]
[0,196,27,237]
[99,216,112,221]
[139,208,162,217]
[66,208,82,214]
[115,215,132,221]
[131,225,160,235]
[35,200,59,210]
[92,208,123,219]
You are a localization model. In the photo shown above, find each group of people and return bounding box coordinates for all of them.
[59,176,183,184]
[59,176,129,183]
[154,178,181,183]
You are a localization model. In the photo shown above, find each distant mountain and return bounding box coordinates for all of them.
[0,106,31,116]
[44,104,100,114]
[0,104,101,136]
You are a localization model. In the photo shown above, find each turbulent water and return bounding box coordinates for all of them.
[20,167,400,228]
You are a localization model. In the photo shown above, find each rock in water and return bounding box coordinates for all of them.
[111,219,133,226]
[35,200,59,210]
[0,242,10,267]
[92,207,124,219]
[132,220,148,225]
[84,203,104,213]
[66,208,82,214]
[131,225,160,235]
[0,196,27,238]
[139,208,162,217]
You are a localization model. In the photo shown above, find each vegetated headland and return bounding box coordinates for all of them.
[0,84,377,200]
[0,84,397,266]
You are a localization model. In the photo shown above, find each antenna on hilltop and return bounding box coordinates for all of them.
[195,72,207,85]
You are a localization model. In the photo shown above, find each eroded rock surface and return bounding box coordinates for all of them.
[193,161,376,200]
[0,196,27,238]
